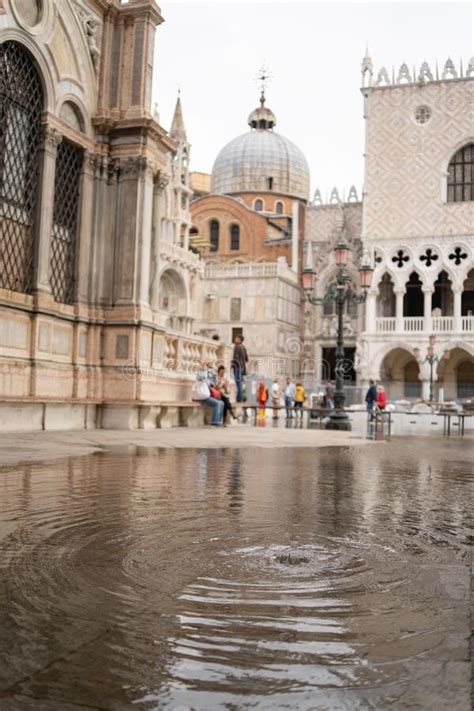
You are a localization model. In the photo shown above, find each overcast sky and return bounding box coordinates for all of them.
[152,2,472,199]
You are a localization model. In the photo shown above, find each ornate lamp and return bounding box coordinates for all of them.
[302,265,316,295]
[359,264,374,289]
[334,241,350,267]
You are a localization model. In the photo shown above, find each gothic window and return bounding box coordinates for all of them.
[0,41,43,293]
[230,224,240,251]
[447,143,473,202]
[50,140,83,304]
[209,220,219,252]
[275,201,283,214]
[255,199,263,212]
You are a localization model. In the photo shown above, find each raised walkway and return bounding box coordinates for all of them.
[0,426,373,467]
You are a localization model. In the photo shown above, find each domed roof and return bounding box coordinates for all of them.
[211,95,310,201]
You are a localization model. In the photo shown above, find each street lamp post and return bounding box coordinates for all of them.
[302,242,374,430]
[413,336,450,404]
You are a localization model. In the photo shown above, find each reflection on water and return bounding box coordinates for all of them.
[0,440,472,710]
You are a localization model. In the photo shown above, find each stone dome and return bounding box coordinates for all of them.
[211,96,310,201]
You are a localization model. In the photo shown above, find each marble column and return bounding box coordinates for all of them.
[32,124,62,295]
[395,290,404,332]
[453,288,462,332]
[76,151,95,303]
[365,291,377,332]
[423,289,433,334]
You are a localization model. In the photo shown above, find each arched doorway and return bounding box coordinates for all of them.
[438,347,474,400]
[457,361,474,399]
[379,347,420,400]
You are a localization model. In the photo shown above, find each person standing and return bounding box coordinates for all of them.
[365,380,378,420]
[271,377,281,419]
[231,335,248,403]
[257,378,269,418]
[324,380,335,409]
[294,382,306,418]
[284,377,296,418]
[376,385,387,412]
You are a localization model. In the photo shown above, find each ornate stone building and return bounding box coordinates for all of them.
[193,54,474,402]
[0,0,225,431]
[356,53,474,400]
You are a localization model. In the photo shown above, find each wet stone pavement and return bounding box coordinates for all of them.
[0,438,472,710]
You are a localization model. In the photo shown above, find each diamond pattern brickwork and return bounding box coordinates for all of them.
[50,141,83,304]
[364,80,473,240]
[0,41,43,293]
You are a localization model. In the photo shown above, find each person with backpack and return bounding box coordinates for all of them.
[365,380,378,420]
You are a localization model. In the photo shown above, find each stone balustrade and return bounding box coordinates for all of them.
[159,240,202,272]
[375,316,473,333]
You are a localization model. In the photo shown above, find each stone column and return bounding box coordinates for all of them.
[112,156,152,307]
[138,161,155,307]
[365,291,376,332]
[423,289,433,333]
[395,289,404,332]
[148,173,168,309]
[453,288,462,332]
[75,151,95,303]
[32,125,62,295]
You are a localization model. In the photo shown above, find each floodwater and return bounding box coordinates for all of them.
[0,439,472,710]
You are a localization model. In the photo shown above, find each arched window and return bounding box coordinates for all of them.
[230,224,240,251]
[50,140,83,303]
[255,199,263,212]
[0,41,44,293]
[275,201,284,214]
[447,143,473,202]
[209,220,219,252]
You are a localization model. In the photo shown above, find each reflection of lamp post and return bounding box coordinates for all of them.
[413,336,450,403]
[302,243,374,430]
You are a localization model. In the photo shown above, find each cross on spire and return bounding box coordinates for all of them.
[255,65,273,105]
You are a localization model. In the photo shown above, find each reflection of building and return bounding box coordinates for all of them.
[0,0,224,430]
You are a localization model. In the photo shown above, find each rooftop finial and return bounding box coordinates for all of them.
[255,64,273,106]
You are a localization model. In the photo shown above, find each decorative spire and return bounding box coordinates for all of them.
[361,44,373,87]
[248,66,276,130]
[170,90,187,143]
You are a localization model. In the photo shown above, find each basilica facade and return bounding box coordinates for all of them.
[0,1,473,432]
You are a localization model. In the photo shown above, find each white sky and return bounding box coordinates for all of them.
[153,2,473,199]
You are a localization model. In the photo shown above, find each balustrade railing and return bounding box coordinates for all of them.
[374,315,473,333]
[432,316,454,332]
[461,316,474,332]
[375,317,396,332]
[403,317,424,332]
[163,333,227,376]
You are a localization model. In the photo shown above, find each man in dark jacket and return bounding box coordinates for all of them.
[232,335,248,402]
[365,380,377,420]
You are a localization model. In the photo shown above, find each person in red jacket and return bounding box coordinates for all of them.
[377,385,388,411]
